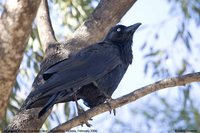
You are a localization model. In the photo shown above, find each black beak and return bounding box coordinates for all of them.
[125,23,142,34]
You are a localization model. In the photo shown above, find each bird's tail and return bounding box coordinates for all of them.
[38,91,65,118]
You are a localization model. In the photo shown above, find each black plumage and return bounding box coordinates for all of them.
[26,23,141,118]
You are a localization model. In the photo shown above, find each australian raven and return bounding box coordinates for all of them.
[26,23,141,119]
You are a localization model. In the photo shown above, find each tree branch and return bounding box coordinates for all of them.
[36,0,57,51]
[0,0,41,120]
[51,72,200,132]
[6,0,137,131]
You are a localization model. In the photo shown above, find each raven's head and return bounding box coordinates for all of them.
[104,23,141,43]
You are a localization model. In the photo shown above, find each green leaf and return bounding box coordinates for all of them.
[143,50,162,58]
[184,36,191,52]
[64,103,70,120]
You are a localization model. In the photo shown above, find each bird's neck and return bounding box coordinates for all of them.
[118,40,133,65]
[102,40,133,65]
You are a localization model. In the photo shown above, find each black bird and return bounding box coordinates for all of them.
[26,23,141,119]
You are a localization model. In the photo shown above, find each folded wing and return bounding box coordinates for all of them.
[28,44,121,99]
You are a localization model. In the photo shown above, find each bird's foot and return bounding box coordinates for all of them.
[81,120,92,127]
[106,98,116,116]
[79,111,93,127]
[73,94,92,127]
[76,104,93,127]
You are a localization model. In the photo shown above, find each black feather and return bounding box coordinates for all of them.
[25,23,141,117]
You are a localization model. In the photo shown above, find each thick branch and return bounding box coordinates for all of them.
[64,0,137,52]
[42,0,138,64]
[0,0,41,120]
[51,72,200,132]
[36,0,57,51]
[6,0,137,131]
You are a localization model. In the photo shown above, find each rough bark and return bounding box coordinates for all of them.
[51,72,200,132]
[0,0,41,121]
[6,0,137,131]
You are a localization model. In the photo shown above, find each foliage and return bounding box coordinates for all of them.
[127,0,200,132]
[52,0,95,30]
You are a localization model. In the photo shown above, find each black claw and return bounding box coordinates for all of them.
[85,122,92,127]
[108,107,112,114]
[113,108,116,116]
[105,98,116,116]
[80,119,92,127]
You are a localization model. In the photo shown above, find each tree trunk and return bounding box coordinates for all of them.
[0,0,41,121]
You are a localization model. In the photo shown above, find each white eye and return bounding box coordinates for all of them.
[117,28,121,32]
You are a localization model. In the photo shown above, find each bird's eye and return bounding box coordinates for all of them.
[116,28,121,32]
